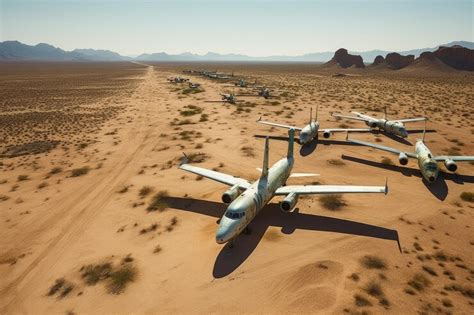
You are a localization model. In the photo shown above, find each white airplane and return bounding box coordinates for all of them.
[333,108,427,138]
[257,108,372,145]
[347,128,474,183]
[179,129,388,246]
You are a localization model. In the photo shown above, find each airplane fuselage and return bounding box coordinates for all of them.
[414,141,439,183]
[299,121,319,144]
[357,113,408,138]
[215,156,294,244]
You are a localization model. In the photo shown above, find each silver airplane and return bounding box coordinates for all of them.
[333,109,426,138]
[168,77,189,83]
[258,108,372,145]
[179,129,388,246]
[188,82,201,89]
[347,129,474,183]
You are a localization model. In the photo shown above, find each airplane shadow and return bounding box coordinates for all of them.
[341,154,474,201]
[254,134,361,157]
[161,197,401,278]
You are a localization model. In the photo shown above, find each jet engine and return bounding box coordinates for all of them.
[444,159,457,172]
[280,192,298,212]
[366,120,378,128]
[322,130,331,138]
[398,152,408,165]
[222,185,240,204]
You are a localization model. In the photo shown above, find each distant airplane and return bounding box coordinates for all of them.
[347,126,474,183]
[333,108,427,138]
[188,82,201,89]
[168,77,189,83]
[179,129,387,246]
[232,79,257,88]
[258,107,372,145]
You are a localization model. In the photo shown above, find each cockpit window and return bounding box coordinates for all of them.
[225,212,245,219]
[425,163,437,171]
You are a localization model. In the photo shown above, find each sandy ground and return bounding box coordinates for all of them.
[0,62,473,315]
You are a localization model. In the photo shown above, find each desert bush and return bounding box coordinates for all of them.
[354,294,372,307]
[241,146,255,157]
[80,263,112,285]
[48,278,65,296]
[319,194,347,211]
[139,186,153,198]
[17,175,29,181]
[106,265,137,295]
[38,182,49,189]
[422,265,438,276]
[408,273,431,292]
[0,195,10,202]
[50,167,63,175]
[147,191,169,211]
[71,166,90,177]
[118,186,129,194]
[364,281,384,298]
[360,255,387,270]
[186,152,208,163]
[460,191,474,202]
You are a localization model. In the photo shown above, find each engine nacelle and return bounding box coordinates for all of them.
[444,159,457,172]
[398,152,408,165]
[322,130,331,139]
[280,192,298,212]
[222,185,240,204]
[366,120,377,128]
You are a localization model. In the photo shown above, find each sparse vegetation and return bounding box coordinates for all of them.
[354,294,372,307]
[80,263,112,285]
[407,273,431,292]
[71,166,90,177]
[327,159,345,166]
[106,264,137,295]
[139,186,153,198]
[241,146,255,157]
[17,174,29,181]
[460,191,474,202]
[319,194,347,211]
[360,255,387,270]
[147,190,169,211]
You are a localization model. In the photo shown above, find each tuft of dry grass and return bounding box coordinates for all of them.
[327,159,345,166]
[147,191,169,211]
[71,166,90,177]
[106,265,137,295]
[139,186,153,198]
[319,194,347,211]
[460,191,473,202]
[360,255,387,270]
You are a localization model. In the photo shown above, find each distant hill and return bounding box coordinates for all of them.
[0,40,472,62]
[0,41,128,61]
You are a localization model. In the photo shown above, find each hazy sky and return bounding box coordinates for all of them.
[1,0,472,56]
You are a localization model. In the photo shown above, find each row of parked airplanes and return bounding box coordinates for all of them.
[169,73,473,247]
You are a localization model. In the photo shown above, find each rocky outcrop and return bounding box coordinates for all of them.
[371,55,386,67]
[324,48,365,68]
[433,45,474,71]
[385,53,414,69]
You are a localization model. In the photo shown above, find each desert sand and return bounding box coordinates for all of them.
[0,61,473,315]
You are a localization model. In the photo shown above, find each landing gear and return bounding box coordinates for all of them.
[243,226,252,235]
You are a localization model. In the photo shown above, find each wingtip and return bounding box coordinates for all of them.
[257,115,262,122]
[179,152,188,166]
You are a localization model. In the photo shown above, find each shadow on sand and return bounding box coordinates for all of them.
[162,197,401,278]
[254,134,362,157]
[341,154,474,201]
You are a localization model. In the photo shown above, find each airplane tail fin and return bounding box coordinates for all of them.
[287,128,295,159]
[261,136,269,178]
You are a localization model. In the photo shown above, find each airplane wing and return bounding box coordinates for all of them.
[395,117,427,123]
[332,114,369,122]
[179,163,251,190]
[256,168,319,177]
[257,117,302,131]
[275,184,387,195]
[433,156,474,162]
[348,138,417,158]
[319,128,372,133]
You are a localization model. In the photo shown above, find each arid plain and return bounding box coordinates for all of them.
[0,61,473,315]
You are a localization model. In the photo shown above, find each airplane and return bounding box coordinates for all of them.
[254,87,273,99]
[179,129,388,246]
[333,108,427,139]
[257,107,372,145]
[188,82,201,89]
[347,127,474,183]
[205,93,244,105]
[232,79,257,88]
[168,77,189,83]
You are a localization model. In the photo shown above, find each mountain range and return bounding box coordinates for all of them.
[0,40,472,63]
